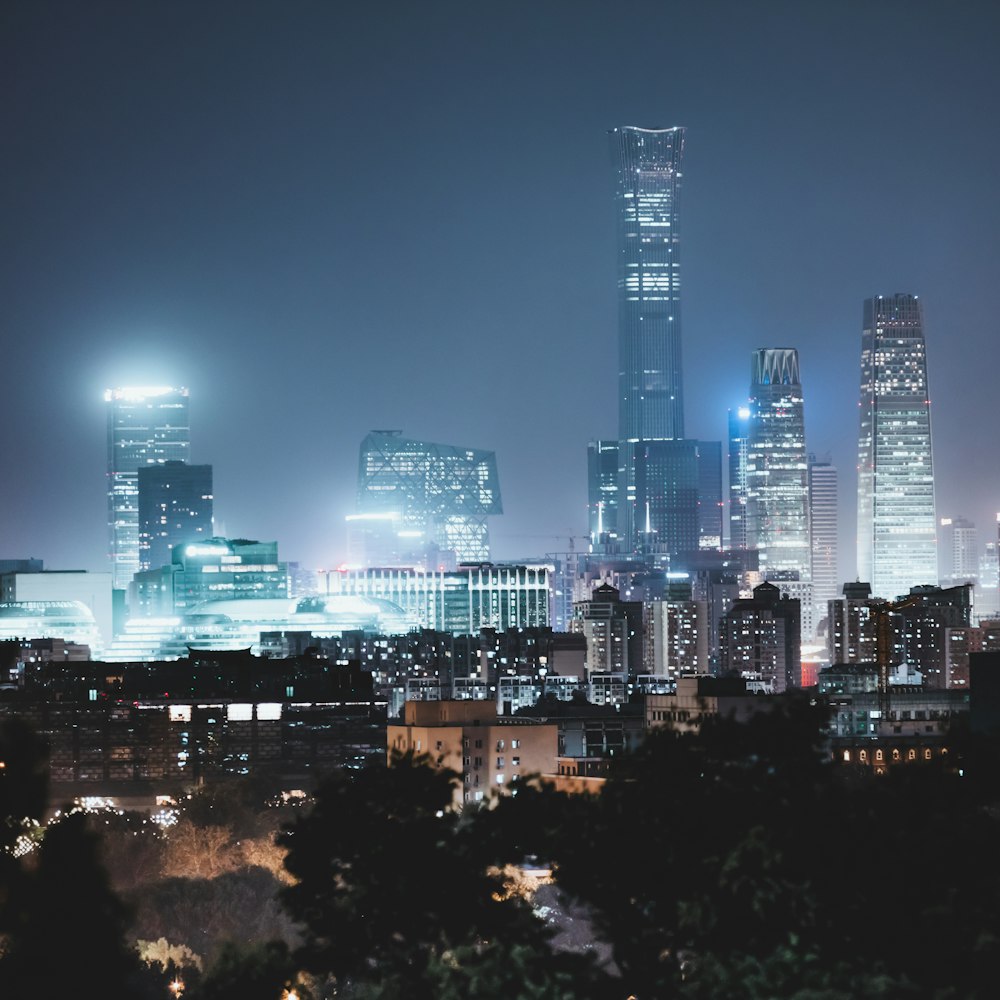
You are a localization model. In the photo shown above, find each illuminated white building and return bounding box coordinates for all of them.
[106,386,190,591]
[856,295,937,600]
[745,349,810,582]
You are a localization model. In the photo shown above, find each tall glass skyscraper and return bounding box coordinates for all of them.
[351,431,502,568]
[587,439,620,548]
[727,405,752,549]
[745,349,810,581]
[857,294,936,599]
[106,386,190,590]
[610,125,685,547]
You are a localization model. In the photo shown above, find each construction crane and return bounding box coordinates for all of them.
[873,595,919,726]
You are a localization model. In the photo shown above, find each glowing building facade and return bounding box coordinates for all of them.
[857,295,936,599]
[610,125,685,546]
[351,431,502,567]
[106,386,190,591]
[745,349,810,581]
[319,563,549,636]
[587,439,621,549]
[727,406,751,549]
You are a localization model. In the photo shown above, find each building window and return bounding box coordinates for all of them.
[496,758,504,769]
[475,739,483,749]
[875,749,884,762]
[842,751,851,762]
[892,749,900,761]
[908,749,917,760]
[511,739,520,749]
[512,757,520,766]
[924,749,932,760]
[496,774,504,785]
[435,741,443,751]
[859,750,868,762]
[496,739,505,751]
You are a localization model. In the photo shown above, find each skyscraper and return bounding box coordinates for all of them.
[610,125,685,546]
[745,349,810,581]
[633,439,700,559]
[106,386,190,591]
[587,439,620,549]
[351,431,502,567]
[138,461,214,572]
[808,455,838,633]
[857,295,936,599]
[727,405,751,549]
[695,441,723,550]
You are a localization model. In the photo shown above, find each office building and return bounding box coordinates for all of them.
[587,439,620,549]
[696,441,723,549]
[129,537,288,617]
[138,461,214,572]
[857,295,937,600]
[610,125,685,544]
[633,439,700,560]
[106,386,190,591]
[319,564,550,636]
[727,406,751,549]
[351,431,502,567]
[808,456,838,634]
[938,516,978,588]
[745,349,810,582]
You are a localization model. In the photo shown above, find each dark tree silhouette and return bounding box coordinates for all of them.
[278,749,612,999]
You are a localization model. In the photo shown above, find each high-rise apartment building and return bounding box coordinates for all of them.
[138,461,214,572]
[745,350,810,581]
[610,125,685,546]
[720,581,801,693]
[350,431,502,568]
[857,295,936,600]
[808,456,838,633]
[106,386,190,591]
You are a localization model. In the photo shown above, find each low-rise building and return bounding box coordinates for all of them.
[387,700,557,808]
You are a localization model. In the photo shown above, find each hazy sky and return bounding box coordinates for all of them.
[2,0,999,584]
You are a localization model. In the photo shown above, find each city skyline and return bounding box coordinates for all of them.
[3,2,999,587]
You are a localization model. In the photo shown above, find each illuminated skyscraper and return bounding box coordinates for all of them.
[727,405,751,549]
[745,349,810,581]
[610,125,685,545]
[106,386,189,591]
[351,431,502,567]
[857,295,936,599]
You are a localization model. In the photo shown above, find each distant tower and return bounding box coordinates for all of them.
[938,516,978,587]
[610,125,685,546]
[808,456,838,633]
[351,431,502,568]
[857,295,936,599]
[727,405,751,549]
[745,350,810,581]
[106,386,189,591]
[138,461,214,571]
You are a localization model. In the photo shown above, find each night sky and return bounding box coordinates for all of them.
[3,0,999,585]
